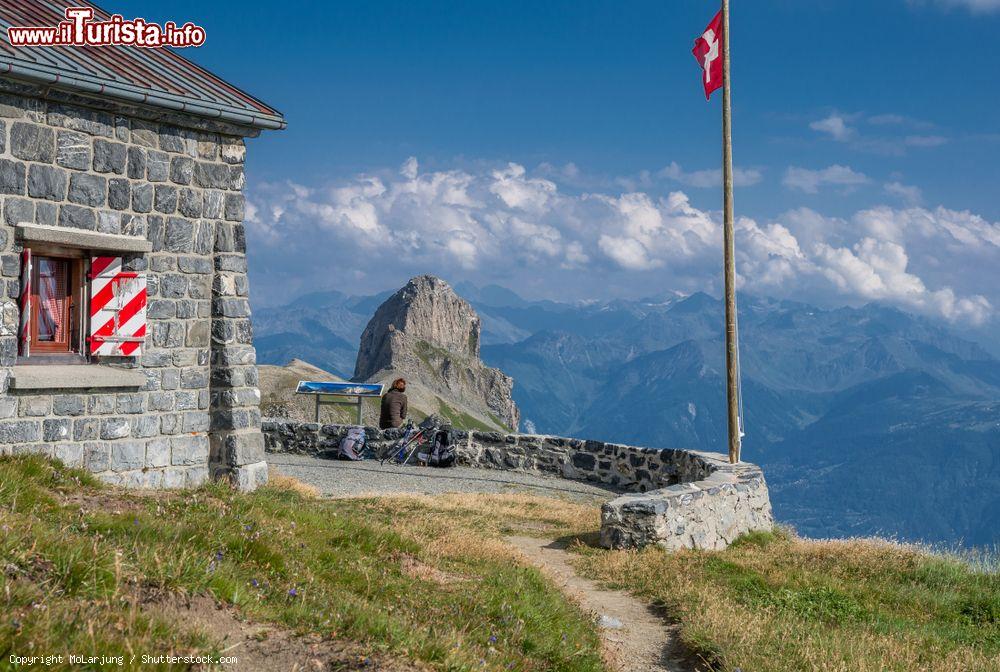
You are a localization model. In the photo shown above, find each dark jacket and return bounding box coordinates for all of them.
[379,388,408,429]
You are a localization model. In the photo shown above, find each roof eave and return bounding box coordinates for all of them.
[0,58,286,131]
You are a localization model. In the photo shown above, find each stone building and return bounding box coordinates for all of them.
[0,2,284,490]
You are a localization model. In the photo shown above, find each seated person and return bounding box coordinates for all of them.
[379,378,408,429]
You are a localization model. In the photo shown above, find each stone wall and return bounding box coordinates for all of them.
[262,420,774,550]
[0,79,266,490]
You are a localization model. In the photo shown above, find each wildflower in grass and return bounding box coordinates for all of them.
[489,634,497,644]
[288,587,298,597]
[133,518,139,526]
[250,579,259,588]
[215,550,224,562]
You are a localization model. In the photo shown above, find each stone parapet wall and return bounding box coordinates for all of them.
[262,419,774,550]
[599,454,773,551]
[0,80,266,490]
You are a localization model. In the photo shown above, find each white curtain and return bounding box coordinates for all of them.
[37,258,62,342]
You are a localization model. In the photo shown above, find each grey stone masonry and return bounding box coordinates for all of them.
[208,215,267,490]
[261,420,774,551]
[0,79,268,492]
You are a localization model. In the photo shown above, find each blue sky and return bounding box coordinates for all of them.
[116,1,1000,327]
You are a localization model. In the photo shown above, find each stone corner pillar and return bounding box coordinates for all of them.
[209,214,267,492]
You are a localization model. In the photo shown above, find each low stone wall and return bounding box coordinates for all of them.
[262,419,774,550]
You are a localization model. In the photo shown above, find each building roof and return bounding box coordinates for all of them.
[0,1,285,130]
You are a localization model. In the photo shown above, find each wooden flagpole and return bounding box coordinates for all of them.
[721,0,741,464]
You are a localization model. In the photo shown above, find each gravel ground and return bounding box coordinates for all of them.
[268,453,621,503]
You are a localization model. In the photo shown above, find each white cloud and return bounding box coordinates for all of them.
[738,218,810,287]
[246,158,996,325]
[400,156,419,179]
[867,114,935,129]
[563,241,590,268]
[658,162,763,188]
[590,191,712,270]
[867,114,907,126]
[909,0,1000,13]
[814,238,989,323]
[783,165,871,194]
[884,181,923,206]
[599,234,661,270]
[904,135,948,148]
[489,163,557,211]
[807,112,948,155]
[810,113,856,142]
[772,205,997,325]
[854,205,1000,250]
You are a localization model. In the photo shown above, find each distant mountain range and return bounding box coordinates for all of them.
[253,284,1000,548]
[251,289,392,378]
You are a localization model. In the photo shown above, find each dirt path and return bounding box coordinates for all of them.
[507,536,698,672]
[157,595,424,671]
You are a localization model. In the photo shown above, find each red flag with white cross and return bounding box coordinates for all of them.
[692,10,723,100]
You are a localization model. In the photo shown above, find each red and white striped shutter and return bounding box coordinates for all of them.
[18,249,31,357]
[89,256,146,357]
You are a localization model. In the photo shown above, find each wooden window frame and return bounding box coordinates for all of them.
[23,246,88,360]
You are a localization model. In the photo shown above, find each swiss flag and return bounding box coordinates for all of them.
[693,10,724,100]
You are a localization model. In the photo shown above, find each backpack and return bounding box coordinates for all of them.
[338,426,366,461]
[417,427,456,468]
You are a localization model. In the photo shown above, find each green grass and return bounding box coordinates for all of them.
[572,527,1000,672]
[409,340,509,431]
[0,456,604,671]
[437,397,497,432]
[9,452,994,672]
[414,340,452,379]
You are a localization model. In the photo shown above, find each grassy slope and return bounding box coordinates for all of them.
[0,456,603,671]
[436,397,494,432]
[573,528,1000,672]
[5,453,997,672]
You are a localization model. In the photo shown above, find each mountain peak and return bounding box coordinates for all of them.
[353,275,520,430]
[670,291,719,314]
[455,281,528,308]
[355,275,480,376]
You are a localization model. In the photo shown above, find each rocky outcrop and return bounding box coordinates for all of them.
[354,276,519,430]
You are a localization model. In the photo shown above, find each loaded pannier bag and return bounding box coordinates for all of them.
[338,426,366,461]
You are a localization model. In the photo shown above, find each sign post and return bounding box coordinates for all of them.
[295,381,385,425]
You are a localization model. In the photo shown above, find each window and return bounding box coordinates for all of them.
[27,254,85,356]
[19,250,146,361]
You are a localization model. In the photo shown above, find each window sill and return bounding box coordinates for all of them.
[11,365,146,391]
[20,354,88,365]
[17,223,152,253]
